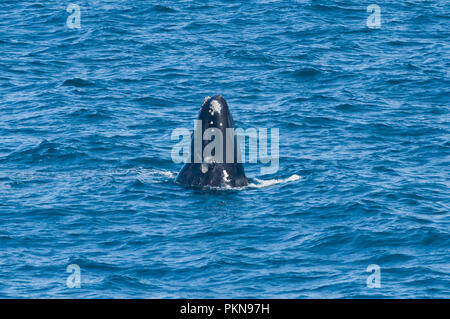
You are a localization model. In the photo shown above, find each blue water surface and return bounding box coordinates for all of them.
[0,0,449,298]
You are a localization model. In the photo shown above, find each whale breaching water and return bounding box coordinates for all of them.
[176,95,249,188]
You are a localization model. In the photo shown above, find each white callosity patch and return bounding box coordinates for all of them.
[222,169,230,183]
[202,96,211,107]
[209,100,222,114]
[201,163,209,173]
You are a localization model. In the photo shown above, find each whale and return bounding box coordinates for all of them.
[176,95,249,188]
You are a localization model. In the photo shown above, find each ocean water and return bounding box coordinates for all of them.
[0,0,449,298]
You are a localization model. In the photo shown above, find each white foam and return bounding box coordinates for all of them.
[204,174,301,190]
[249,174,301,188]
[147,169,176,178]
[146,169,301,189]
[136,169,177,183]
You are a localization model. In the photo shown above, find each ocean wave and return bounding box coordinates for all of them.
[0,0,448,298]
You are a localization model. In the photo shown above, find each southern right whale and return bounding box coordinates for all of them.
[176,95,249,188]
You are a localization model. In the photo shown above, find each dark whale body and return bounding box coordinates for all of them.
[176,95,249,188]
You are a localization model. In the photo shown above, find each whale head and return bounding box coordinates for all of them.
[176,95,249,188]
